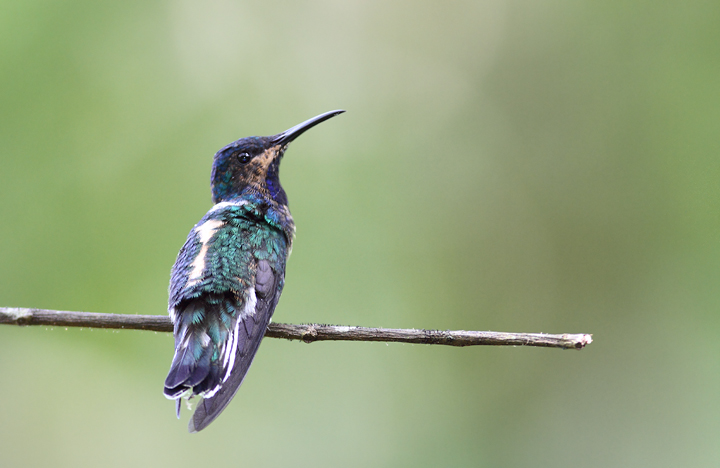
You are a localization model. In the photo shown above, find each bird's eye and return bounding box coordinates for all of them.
[236,152,252,164]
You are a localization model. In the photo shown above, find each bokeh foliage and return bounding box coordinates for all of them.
[1,1,719,466]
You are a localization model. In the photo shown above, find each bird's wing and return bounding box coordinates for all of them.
[188,259,281,432]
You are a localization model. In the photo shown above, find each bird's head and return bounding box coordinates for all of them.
[211,110,345,205]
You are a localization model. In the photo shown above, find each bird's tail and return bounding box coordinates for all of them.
[163,291,273,432]
[188,305,272,433]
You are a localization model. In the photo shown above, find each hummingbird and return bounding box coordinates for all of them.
[163,110,345,432]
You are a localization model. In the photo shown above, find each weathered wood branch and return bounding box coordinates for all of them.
[0,307,592,350]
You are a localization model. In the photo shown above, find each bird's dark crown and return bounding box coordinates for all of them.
[209,110,346,207]
[211,136,288,206]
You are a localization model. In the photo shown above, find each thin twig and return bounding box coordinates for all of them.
[0,307,592,349]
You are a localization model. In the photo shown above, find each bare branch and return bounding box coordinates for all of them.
[0,307,592,350]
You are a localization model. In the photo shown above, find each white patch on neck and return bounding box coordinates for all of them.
[186,219,225,288]
[208,200,248,215]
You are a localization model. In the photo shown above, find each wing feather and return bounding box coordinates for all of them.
[188,260,280,432]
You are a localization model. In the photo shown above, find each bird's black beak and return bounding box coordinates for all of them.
[272,110,345,146]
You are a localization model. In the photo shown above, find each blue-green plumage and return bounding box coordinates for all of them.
[164,110,344,432]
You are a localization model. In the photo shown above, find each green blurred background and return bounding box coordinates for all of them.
[1,1,718,466]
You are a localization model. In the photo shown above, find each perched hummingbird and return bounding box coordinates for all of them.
[164,110,345,432]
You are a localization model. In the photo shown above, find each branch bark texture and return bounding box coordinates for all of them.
[0,307,592,350]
